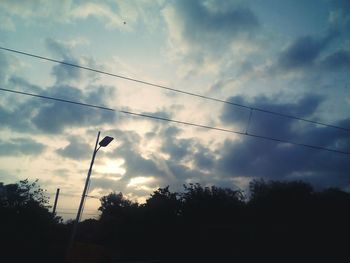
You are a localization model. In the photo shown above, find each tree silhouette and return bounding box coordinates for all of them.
[0,179,62,263]
[144,186,180,220]
[3,177,350,262]
[99,192,138,221]
[1,179,50,209]
[181,183,245,223]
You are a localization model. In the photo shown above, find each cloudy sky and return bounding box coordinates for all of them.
[0,0,349,219]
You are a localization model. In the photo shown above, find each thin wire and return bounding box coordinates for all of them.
[58,208,98,211]
[86,195,101,199]
[57,212,100,216]
[0,88,114,111]
[1,87,349,156]
[120,111,350,155]
[245,108,253,134]
[0,46,349,132]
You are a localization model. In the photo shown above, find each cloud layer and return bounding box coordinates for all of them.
[0,0,349,208]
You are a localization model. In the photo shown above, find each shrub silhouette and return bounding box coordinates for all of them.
[2,179,350,262]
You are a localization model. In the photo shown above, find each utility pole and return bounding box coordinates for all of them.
[65,131,114,263]
[52,188,60,215]
[65,131,100,263]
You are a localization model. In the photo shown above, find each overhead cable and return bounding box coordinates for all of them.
[1,87,349,156]
[0,46,349,132]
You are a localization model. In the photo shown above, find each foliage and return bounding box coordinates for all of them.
[0,179,64,263]
[99,192,139,222]
[180,183,245,222]
[144,186,180,219]
[3,178,350,262]
[0,179,50,209]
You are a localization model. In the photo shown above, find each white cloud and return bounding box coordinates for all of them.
[0,16,15,31]
[161,0,260,77]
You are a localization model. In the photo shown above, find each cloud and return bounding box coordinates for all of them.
[88,126,216,195]
[330,0,350,12]
[0,52,20,86]
[105,129,163,179]
[0,0,70,18]
[170,0,259,43]
[56,136,92,160]
[320,49,350,71]
[32,85,117,133]
[52,168,71,178]
[160,127,194,162]
[45,38,83,83]
[274,7,350,75]
[221,94,324,138]
[0,138,45,156]
[162,0,260,74]
[0,83,117,134]
[0,1,137,30]
[277,33,335,71]
[0,16,15,31]
[70,2,125,29]
[193,144,215,172]
[216,94,350,189]
[1,38,118,134]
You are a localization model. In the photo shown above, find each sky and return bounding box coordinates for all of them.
[0,0,349,220]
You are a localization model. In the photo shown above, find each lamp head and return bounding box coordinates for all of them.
[99,136,114,147]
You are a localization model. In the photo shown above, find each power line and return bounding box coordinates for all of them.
[86,195,101,199]
[0,88,114,111]
[57,211,100,216]
[47,191,102,199]
[121,111,350,155]
[58,208,98,212]
[0,46,349,132]
[1,87,349,156]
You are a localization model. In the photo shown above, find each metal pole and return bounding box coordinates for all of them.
[65,131,101,263]
[52,188,60,215]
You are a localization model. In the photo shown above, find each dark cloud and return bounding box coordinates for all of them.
[0,103,37,132]
[83,95,349,194]
[320,49,350,71]
[0,38,118,135]
[330,0,350,11]
[141,110,172,120]
[45,38,81,82]
[193,144,215,171]
[175,0,259,41]
[0,138,45,156]
[0,84,117,134]
[221,94,324,137]
[107,129,162,178]
[56,136,91,160]
[160,127,193,162]
[277,33,335,71]
[217,94,350,189]
[164,0,260,61]
[94,127,214,193]
[32,85,117,133]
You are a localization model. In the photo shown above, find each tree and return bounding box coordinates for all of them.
[144,186,180,220]
[98,192,142,261]
[99,192,138,221]
[181,183,245,223]
[0,179,49,209]
[0,179,61,263]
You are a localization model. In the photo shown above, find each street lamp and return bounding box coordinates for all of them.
[66,131,114,262]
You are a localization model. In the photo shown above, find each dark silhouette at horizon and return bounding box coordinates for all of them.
[1,178,350,262]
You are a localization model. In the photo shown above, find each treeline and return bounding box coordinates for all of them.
[1,179,350,262]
